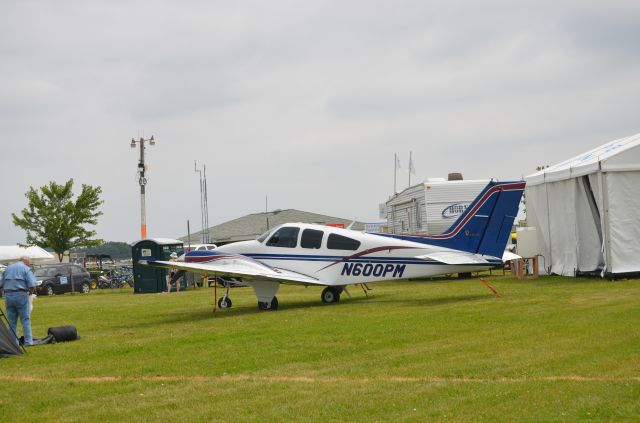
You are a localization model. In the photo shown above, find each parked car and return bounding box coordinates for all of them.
[184,243,217,252]
[34,264,92,296]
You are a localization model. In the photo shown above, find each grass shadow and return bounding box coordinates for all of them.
[114,291,496,329]
[401,293,493,307]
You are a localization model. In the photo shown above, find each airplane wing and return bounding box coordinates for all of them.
[415,251,492,265]
[140,259,325,286]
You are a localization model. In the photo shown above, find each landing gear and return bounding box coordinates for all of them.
[217,296,232,308]
[321,287,342,304]
[257,296,279,311]
[217,285,232,309]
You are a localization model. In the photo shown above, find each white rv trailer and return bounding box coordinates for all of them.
[385,179,489,235]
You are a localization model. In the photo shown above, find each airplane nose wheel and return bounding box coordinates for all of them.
[217,297,232,308]
[321,287,341,304]
[258,296,279,311]
[217,285,232,309]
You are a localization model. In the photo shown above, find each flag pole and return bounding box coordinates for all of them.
[408,151,412,186]
[394,153,397,193]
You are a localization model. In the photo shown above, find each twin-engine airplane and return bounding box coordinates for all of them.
[141,180,525,310]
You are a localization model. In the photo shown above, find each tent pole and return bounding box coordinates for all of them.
[598,171,611,276]
[544,181,553,274]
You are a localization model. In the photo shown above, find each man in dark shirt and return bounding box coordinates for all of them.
[0,256,37,346]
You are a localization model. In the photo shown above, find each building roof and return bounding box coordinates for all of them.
[182,209,365,244]
[0,245,55,264]
[131,238,183,246]
[525,132,640,186]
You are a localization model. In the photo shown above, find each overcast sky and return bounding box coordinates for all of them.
[1,0,639,245]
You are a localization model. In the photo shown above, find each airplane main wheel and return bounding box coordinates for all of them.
[321,287,341,304]
[218,297,232,308]
[258,296,279,311]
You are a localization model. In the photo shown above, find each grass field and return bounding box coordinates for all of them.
[1,275,639,422]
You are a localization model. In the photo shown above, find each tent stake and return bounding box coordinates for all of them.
[480,278,501,297]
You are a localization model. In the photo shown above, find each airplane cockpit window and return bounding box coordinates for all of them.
[301,229,324,249]
[327,233,361,250]
[266,227,300,248]
[257,230,272,243]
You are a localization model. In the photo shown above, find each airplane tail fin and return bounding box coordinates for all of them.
[380,181,525,258]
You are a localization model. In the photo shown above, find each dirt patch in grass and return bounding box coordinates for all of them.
[1,374,638,383]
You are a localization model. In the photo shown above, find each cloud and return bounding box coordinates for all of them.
[1,1,640,244]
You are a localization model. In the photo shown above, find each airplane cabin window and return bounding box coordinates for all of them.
[266,227,300,248]
[327,233,361,250]
[301,229,324,249]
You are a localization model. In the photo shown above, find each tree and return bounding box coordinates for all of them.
[12,179,104,262]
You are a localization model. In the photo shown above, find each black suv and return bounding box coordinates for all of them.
[34,264,91,296]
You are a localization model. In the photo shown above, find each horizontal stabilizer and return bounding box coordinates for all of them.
[415,251,491,265]
[502,251,521,262]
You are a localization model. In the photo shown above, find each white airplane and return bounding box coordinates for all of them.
[141,180,525,310]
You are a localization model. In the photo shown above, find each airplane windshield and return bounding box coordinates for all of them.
[257,230,272,243]
[266,227,300,248]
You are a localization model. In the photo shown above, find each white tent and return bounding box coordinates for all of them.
[525,132,640,276]
[0,245,55,264]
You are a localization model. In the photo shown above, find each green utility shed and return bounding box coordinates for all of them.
[132,238,185,294]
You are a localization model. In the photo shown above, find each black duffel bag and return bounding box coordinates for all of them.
[47,326,80,342]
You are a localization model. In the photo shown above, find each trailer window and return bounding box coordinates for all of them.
[301,229,324,249]
[327,233,361,251]
[266,227,300,248]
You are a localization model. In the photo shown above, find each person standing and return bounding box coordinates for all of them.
[0,256,37,346]
[166,252,180,293]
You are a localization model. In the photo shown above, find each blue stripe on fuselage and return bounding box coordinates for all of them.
[244,253,501,267]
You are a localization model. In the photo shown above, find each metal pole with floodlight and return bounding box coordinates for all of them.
[131,136,155,239]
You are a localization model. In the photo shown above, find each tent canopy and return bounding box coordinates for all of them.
[524,132,640,276]
[0,245,55,264]
[527,132,640,186]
